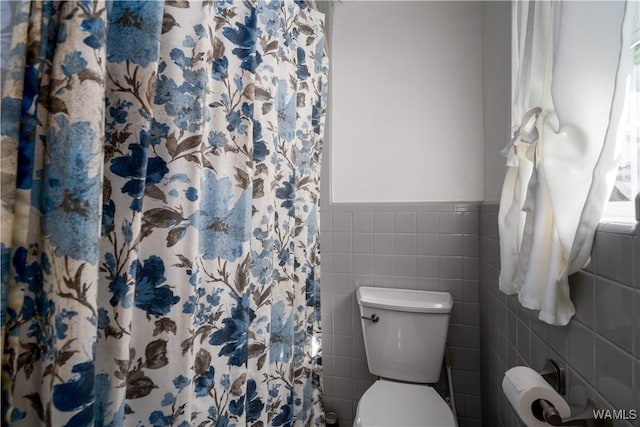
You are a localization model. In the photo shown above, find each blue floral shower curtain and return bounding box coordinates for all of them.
[0,1,328,425]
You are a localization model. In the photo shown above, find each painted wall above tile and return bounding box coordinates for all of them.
[331,2,485,203]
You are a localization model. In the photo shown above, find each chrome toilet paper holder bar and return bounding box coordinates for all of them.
[535,359,612,427]
[534,398,612,427]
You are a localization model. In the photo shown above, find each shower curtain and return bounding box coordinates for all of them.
[0,1,328,426]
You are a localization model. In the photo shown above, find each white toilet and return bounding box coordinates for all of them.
[354,286,456,427]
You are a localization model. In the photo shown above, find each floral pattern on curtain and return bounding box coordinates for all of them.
[1,1,328,426]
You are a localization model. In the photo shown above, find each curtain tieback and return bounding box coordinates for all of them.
[500,107,543,166]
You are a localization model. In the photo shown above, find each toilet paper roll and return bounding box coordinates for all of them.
[502,366,571,427]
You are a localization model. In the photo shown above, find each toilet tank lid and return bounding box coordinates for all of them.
[356,287,453,313]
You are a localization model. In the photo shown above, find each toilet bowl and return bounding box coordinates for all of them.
[354,287,456,427]
[354,380,455,427]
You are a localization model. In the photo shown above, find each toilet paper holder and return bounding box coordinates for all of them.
[538,359,566,395]
[534,359,612,427]
[533,398,612,427]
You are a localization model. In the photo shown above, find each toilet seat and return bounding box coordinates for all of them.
[354,380,456,427]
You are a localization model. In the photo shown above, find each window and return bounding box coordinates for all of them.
[602,18,640,223]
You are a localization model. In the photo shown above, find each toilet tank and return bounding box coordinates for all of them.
[356,286,453,383]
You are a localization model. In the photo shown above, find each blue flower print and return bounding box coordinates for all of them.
[251,247,273,285]
[206,290,221,307]
[234,74,244,92]
[101,199,115,236]
[81,15,105,49]
[97,308,110,330]
[282,24,296,48]
[154,75,179,105]
[155,69,205,132]
[165,90,202,133]
[246,379,265,422]
[109,143,169,211]
[209,295,255,366]
[161,392,175,407]
[273,392,293,426]
[314,35,325,73]
[257,0,281,37]
[295,138,313,176]
[108,99,133,125]
[212,56,228,81]
[253,120,269,162]
[189,170,250,261]
[194,366,215,397]
[55,309,77,340]
[56,20,68,45]
[147,118,170,145]
[229,398,244,418]
[122,219,133,244]
[170,48,193,68]
[78,0,106,49]
[226,110,247,134]
[297,47,310,80]
[0,97,22,137]
[104,252,116,275]
[276,79,296,141]
[107,1,163,67]
[207,131,227,149]
[132,256,180,316]
[185,187,198,201]
[108,276,131,308]
[61,51,87,78]
[306,205,318,246]
[278,242,293,271]
[149,410,173,427]
[183,35,197,49]
[173,375,190,391]
[52,361,95,412]
[9,408,26,423]
[194,24,207,38]
[268,383,281,399]
[158,60,168,74]
[222,7,262,72]
[269,301,293,363]
[221,374,231,391]
[39,2,62,58]
[18,59,39,176]
[146,157,170,186]
[182,295,196,314]
[41,116,101,264]
[94,373,112,427]
[305,274,320,318]
[312,92,323,134]
[275,174,295,217]
[168,173,191,185]
[13,245,41,297]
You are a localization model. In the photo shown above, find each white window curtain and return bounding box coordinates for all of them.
[498,0,637,326]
